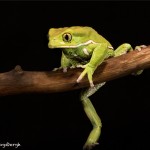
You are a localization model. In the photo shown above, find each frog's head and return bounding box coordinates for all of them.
[48,26,95,49]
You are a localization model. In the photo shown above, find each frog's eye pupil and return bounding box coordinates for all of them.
[65,35,69,41]
[63,33,72,42]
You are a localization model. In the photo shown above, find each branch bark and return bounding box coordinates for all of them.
[0,46,150,96]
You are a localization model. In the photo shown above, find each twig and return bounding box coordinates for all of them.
[0,46,150,96]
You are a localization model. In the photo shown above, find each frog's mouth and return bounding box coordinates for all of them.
[48,40,114,50]
[48,40,98,49]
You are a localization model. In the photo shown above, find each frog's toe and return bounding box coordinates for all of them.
[83,142,99,150]
[70,66,75,69]
[53,67,61,71]
[76,75,83,83]
[132,70,143,76]
[53,66,63,71]
[77,69,87,83]
[135,45,147,51]
[52,68,58,71]
[90,81,94,87]
[63,67,68,72]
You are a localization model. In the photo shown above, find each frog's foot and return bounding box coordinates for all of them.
[83,142,99,150]
[70,66,76,69]
[132,70,143,76]
[52,67,60,71]
[77,74,94,87]
[131,45,147,76]
[135,45,147,51]
[77,64,95,87]
[53,67,67,72]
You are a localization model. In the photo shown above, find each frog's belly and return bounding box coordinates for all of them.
[66,53,90,64]
[63,49,91,62]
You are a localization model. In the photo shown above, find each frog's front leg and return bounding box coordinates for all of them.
[81,83,105,150]
[77,43,109,87]
[60,52,73,72]
[53,52,71,72]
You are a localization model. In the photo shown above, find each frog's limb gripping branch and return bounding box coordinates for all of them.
[0,45,150,96]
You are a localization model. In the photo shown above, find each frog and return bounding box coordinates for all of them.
[48,26,144,150]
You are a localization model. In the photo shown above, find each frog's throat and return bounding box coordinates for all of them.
[57,40,114,49]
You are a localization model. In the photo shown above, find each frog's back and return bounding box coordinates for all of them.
[85,26,112,46]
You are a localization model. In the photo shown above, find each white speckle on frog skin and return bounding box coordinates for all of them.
[74,54,77,57]
[108,46,114,49]
[83,48,89,55]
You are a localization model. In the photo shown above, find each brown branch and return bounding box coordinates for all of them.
[0,45,150,96]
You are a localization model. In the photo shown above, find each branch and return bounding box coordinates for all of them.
[0,46,150,96]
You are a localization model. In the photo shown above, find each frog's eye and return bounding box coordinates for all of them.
[62,33,72,42]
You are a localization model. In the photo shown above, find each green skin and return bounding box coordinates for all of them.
[48,26,142,150]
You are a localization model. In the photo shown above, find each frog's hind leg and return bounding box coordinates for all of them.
[114,43,133,57]
[114,43,143,75]
[80,82,105,150]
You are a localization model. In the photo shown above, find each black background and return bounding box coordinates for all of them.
[0,1,150,150]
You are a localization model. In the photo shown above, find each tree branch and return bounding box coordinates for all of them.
[0,46,150,96]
